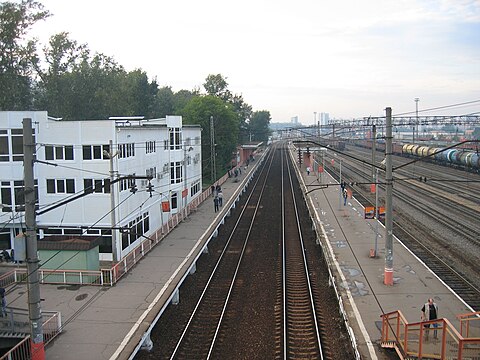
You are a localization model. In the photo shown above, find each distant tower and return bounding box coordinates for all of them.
[291,116,299,125]
[320,112,330,126]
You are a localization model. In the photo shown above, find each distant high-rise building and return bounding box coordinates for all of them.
[320,112,329,126]
[291,116,299,125]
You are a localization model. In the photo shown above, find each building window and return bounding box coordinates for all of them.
[190,181,200,197]
[45,145,74,160]
[1,180,38,212]
[46,179,75,194]
[11,129,23,162]
[121,212,149,250]
[0,129,35,162]
[0,130,8,162]
[83,145,109,160]
[119,174,136,192]
[169,127,182,150]
[84,179,110,194]
[146,141,156,154]
[171,192,178,210]
[1,181,12,212]
[118,143,135,159]
[170,161,182,184]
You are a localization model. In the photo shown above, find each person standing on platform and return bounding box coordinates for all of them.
[213,196,219,213]
[0,288,6,317]
[343,188,348,205]
[218,190,223,207]
[306,166,311,175]
[211,184,216,197]
[421,298,439,340]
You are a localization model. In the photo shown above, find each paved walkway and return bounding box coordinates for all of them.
[296,155,472,359]
[6,161,259,360]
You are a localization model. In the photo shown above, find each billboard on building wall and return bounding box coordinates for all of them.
[161,201,170,212]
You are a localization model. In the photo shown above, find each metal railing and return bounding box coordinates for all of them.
[381,310,480,359]
[0,309,62,360]
[458,311,480,338]
[0,173,231,289]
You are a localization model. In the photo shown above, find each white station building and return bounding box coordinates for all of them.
[0,111,202,262]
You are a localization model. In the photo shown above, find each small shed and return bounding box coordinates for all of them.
[38,236,100,271]
[237,142,263,166]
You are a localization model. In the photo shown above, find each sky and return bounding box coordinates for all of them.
[29,0,480,124]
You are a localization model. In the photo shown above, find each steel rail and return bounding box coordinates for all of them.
[169,145,276,359]
[323,154,480,311]
[282,146,324,359]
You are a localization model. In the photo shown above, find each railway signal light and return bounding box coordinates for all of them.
[418,176,427,182]
[298,149,302,164]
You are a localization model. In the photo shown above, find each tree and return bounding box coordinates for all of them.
[172,89,198,113]
[203,73,231,102]
[249,110,271,143]
[182,95,239,182]
[231,93,252,143]
[0,0,50,110]
[34,32,88,116]
[121,69,158,118]
[153,86,174,117]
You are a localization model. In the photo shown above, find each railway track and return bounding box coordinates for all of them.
[282,147,324,359]
[168,146,276,359]
[318,149,480,311]
[137,143,354,360]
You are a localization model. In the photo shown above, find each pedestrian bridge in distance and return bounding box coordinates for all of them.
[381,310,480,359]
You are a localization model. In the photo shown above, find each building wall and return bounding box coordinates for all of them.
[38,247,99,271]
[0,112,202,261]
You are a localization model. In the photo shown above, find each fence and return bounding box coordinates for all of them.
[0,173,231,289]
[381,310,480,359]
[0,310,62,360]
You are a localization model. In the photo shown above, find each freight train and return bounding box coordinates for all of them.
[350,139,480,171]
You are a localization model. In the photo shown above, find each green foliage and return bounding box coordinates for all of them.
[0,0,50,110]
[249,110,271,143]
[182,96,239,181]
[203,74,231,102]
[155,86,174,118]
[34,31,159,119]
[0,2,271,183]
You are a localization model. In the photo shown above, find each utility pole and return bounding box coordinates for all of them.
[414,98,419,144]
[384,107,394,286]
[23,118,45,359]
[108,140,118,263]
[210,116,216,183]
[371,124,376,182]
[373,168,379,258]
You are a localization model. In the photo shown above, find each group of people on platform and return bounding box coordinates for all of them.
[211,184,223,213]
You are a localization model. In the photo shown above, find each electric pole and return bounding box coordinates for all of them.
[210,116,216,183]
[23,118,45,359]
[384,107,394,286]
[108,140,118,263]
[414,97,419,144]
[371,124,376,182]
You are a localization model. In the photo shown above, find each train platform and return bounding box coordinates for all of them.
[296,159,473,359]
[5,161,259,360]
[5,144,473,360]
